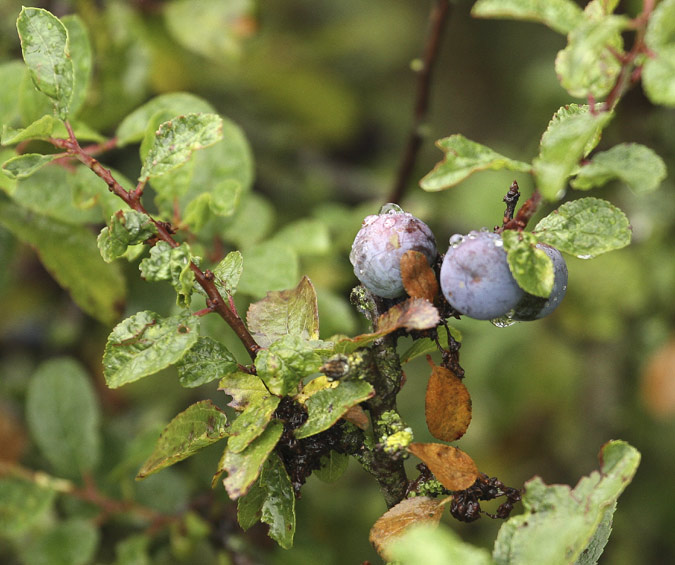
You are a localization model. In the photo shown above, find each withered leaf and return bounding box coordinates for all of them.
[400,250,439,302]
[377,297,440,333]
[342,404,370,430]
[369,496,445,561]
[408,443,479,491]
[425,358,472,442]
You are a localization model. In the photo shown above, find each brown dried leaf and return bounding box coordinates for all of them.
[400,250,439,302]
[408,443,479,491]
[369,496,445,561]
[641,337,675,419]
[342,404,370,430]
[425,359,472,442]
[377,297,440,333]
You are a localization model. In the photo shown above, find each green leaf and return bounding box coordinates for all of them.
[213,250,244,296]
[503,230,554,298]
[0,476,57,536]
[493,440,640,565]
[16,7,74,120]
[114,534,151,565]
[238,241,299,298]
[26,357,101,478]
[136,400,229,479]
[18,518,99,565]
[237,480,266,531]
[399,324,462,365]
[389,523,493,565]
[181,178,242,231]
[139,241,195,306]
[218,371,271,411]
[247,276,320,348]
[644,0,675,49]
[116,92,216,147]
[271,218,331,256]
[294,380,374,439]
[61,15,92,118]
[0,61,26,127]
[575,504,615,565]
[0,199,125,324]
[227,395,281,453]
[1,115,56,145]
[221,192,274,247]
[642,45,675,107]
[555,16,627,99]
[571,143,667,194]
[1,153,60,180]
[255,334,323,396]
[139,113,224,181]
[176,336,238,388]
[220,419,283,499]
[534,197,631,258]
[98,210,157,263]
[420,135,531,191]
[533,105,613,200]
[103,310,200,389]
[259,452,296,549]
[471,0,584,35]
[314,451,349,483]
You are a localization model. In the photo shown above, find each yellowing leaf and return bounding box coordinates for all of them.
[425,360,472,442]
[408,443,479,491]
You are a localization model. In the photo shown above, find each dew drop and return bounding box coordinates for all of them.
[380,203,404,215]
[363,215,377,226]
[577,254,595,260]
[383,217,396,228]
[493,238,503,248]
[491,311,518,328]
[449,233,464,247]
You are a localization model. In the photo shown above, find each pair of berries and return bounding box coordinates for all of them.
[349,204,567,321]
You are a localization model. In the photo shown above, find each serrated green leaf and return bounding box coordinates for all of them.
[139,241,195,306]
[575,503,615,565]
[221,419,283,499]
[271,218,331,256]
[176,336,238,388]
[0,476,57,536]
[399,324,462,365]
[1,153,60,180]
[294,380,374,439]
[19,518,99,565]
[555,16,627,99]
[227,395,281,453]
[390,523,493,565]
[571,143,667,194]
[103,310,200,388]
[1,115,55,145]
[98,210,157,263]
[139,113,223,181]
[237,480,266,531]
[61,15,92,118]
[534,197,631,258]
[0,199,125,324]
[26,357,101,479]
[420,134,531,191]
[533,106,613,200]
[314,451,349,483]
[471,0,584,35]
[136,400,229,479]
[17,8,74,120]
[213,250,244,296]
[247,276,320,348]
[260,452,296,549]
[255,334,323,396]
[642,45,675,107]
[493,440,640,565]
[238,240,299,298]
[503,230,554,297]
[218,371,271,411]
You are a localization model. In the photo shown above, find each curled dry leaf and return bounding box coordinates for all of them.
[400,250,439,302]
[408,443,479,491]
[377,297,440,333]
[369,496,445,561]
[425,357,472,442]
[342,404,370,430]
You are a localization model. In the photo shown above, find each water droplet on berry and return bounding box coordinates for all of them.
[493,238,503,248]
[363,215,377,226]
[449,233,464,247]
[383,217,396,228]
[577,254,594,260]
[491,310,517,328]
[380,203,404,215]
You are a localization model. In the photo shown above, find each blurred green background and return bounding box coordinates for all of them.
[1,0,674,563]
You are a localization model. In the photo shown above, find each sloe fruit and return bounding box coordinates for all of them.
[440,230,524,320]
[350,204,437,299]
[513,243,568,320]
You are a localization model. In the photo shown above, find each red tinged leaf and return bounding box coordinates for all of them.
[377,297,440,333]
[369,496,445,561]
[400,250,439,302]
[408,443,479,491]
[425,358,472,442]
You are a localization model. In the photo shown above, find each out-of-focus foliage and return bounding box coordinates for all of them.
[0,1,673,564]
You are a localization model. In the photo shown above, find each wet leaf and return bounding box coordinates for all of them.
[247,276,319,348]
[369,496,446,561]
[97,210,157,263]
[227,395,280,453]
[378,297,440,333]
[314,451,349,483]
[218,372,270,411]
[400,324,462,364]
[260,452,296,549]
[139,241,195,306]
[1,115,55,145]
[136,400,229,479]
[502,230,554,298]
[425,360,472,442]
[176,336,238,388]
[471,0,584,35]
[400,250,439,302]
[1,153,60,180]
[213,250,243,296]
[408,443,479,491]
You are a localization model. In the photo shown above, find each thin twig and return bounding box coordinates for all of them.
[388,0,451,205]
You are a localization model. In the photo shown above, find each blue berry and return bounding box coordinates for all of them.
[440,230,524,320]
[350,204,437,299]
